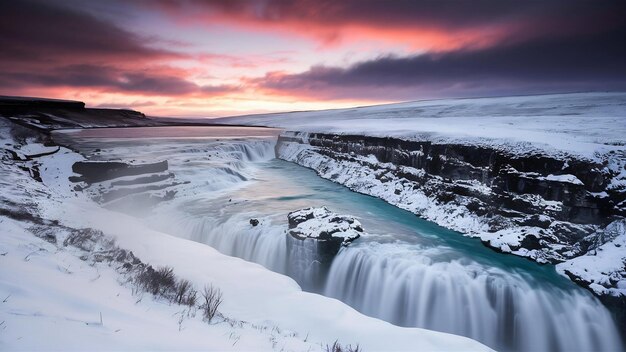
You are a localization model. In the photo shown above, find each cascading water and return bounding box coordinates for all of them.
[324,243,622,352]
[63,127,624,352]
[164,210,623,351]
[147,137,291,273]
[172,214,289,274]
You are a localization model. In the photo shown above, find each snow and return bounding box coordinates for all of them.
[217,92,626,160]
[288,207,362,244]
[0,119,491,351]
[0,218,315,352]
[556,220,626,297]
[16,143,59,156]
[543,174,584,185]
[38,147,86,197]
[606,153,626,192]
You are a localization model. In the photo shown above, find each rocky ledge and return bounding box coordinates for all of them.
[277,131,626,302]
[70,160,187,211]
[0,96,160,131]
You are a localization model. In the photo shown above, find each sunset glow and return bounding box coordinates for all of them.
[1,0,625,117]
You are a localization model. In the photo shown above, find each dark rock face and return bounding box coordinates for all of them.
[70,160,169,184]
[280,132,622,224]
[249,218,259,226]
[69,160,184,210]
[0,105,154,131]
[0,96,157,131]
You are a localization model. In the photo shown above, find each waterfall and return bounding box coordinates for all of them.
[176,215,289,274]
[163,212,622,352]
[286,235,336,291]
[324,243,623,352]
[140,136,622,352]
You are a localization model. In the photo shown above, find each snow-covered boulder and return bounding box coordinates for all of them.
[287,206,363,246]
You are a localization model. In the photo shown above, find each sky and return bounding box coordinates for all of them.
[1,0,625,117]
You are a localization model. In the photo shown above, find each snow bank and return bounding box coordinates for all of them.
[543,174,585,185]
[557,220,626,297]
[38,197,490,351]
[0,217,316,351]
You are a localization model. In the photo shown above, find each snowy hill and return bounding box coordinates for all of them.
[217,92,626,160]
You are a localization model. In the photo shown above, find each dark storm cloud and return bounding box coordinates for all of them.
[0,0,175,64]
[254,24,626,99]
[5,65,199,95]
[144,0,625,38]
[0,0,240,96]
[141,0,626,99]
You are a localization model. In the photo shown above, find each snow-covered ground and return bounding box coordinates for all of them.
[0,120,491,351]
[218,92,626,160]
[556,220,626,297]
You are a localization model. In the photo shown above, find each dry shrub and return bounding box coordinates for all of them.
[325,340,361,352]
[200,284,223,322]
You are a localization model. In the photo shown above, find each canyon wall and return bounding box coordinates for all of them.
[276,131,626,305]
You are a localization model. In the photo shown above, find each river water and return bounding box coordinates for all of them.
[54,126,623,352]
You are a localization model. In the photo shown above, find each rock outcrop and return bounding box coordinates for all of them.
[286,207,362,290]
[0,96,157,131]
[70,160,185,210]
[287,206,362,245]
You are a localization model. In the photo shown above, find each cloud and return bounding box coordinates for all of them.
[141,0,626,49]
[0,1,237,98]
[2,64,238,96]
[0,0,177,66]
[95,100,158,109]
[251,24,626,100]
[1,0,624,111]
